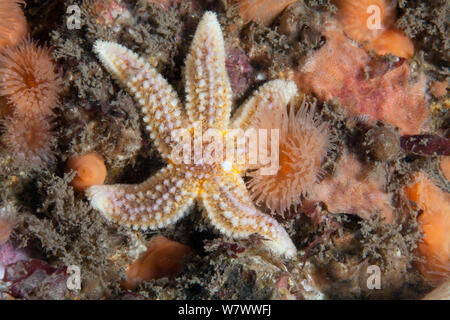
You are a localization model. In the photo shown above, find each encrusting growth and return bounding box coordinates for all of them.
[87,12,297,258]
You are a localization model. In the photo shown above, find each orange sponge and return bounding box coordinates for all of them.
[66,152,107,192]
[123,236,192,290]
[405,173,450,284]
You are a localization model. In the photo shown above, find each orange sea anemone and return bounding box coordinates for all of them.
[236,0,296,26]
[0,0,27,49]
[335,0,396,43]
[66,152,107,192]
[0,39,59,117]
[247,101,331,216]
[2,115,56,168]
[367,29,414,59]
[405,173,450,284]
[123,236,192,290]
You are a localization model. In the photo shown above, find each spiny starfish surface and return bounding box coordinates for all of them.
[87,12,297,257]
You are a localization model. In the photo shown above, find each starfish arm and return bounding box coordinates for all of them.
[200,173,296,258]
[231,80,298,130]
[94,40,189,160]
[184,12,232,129]
[87,165,198,230]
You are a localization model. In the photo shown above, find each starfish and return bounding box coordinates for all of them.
[87,12,297,257]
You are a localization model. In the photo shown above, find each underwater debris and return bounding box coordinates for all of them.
[0,0,27,49]
[401,134,450,157]
[247,99,331,216]
[123,235,192,290]
[66,152,107,192]
[87,12,297,258]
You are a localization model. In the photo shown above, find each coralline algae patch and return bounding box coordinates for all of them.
[295,30,428,135]
[308,150,395,223]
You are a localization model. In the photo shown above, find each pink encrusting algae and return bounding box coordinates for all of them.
[296,31,428,135]
[309,150,396,223]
